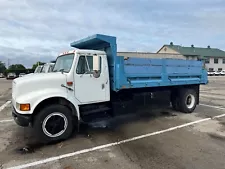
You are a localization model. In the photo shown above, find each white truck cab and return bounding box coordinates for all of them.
[12,49,110,143]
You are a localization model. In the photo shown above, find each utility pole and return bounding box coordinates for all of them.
[7,58,10,68]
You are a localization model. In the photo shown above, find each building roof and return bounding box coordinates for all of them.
[160,44,225,58]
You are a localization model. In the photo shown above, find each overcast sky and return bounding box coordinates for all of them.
[0,0,225,66]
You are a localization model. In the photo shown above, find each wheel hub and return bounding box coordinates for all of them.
[186,94,195,109]
[42,112,68,138]
[187,96,192,105]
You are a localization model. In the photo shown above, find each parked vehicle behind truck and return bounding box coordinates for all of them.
[40,63,55,73]
[11,34,208,143]
[220,70,225,76]
[34,65,43,73]
[0,73,4,78]
[19,73,26,77]
[28,63,54,76]
[7,72,17,79]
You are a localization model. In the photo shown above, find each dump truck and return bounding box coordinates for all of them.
[11,34,208,143]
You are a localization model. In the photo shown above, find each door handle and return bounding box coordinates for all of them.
[61,84,73,91]
[102,84,105,89]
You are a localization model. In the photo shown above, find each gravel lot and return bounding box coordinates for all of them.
[0,77,225,169]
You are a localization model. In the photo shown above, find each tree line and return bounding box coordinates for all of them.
[0,61,47,75]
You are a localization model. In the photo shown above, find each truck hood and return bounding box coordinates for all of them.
[12,73,67,100]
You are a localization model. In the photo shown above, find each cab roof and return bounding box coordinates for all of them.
[58,49,106,56]
[70,34,116,50]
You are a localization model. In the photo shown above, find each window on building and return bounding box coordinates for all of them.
[223,58,225,64]
[205,58,209,64]
[208,68,214,72]
[214,58,218,64]
[218,68,222,71]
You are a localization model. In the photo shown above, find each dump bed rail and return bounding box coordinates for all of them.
[114,57,207,90]
[117,52,186,60]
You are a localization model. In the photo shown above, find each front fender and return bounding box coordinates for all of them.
[15,88,80,120]
[34,92,80,120]
[15,88,71,114]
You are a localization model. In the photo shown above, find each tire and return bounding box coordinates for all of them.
[178,89,197,113]
[33,104,75,143]
[171,92,180,111]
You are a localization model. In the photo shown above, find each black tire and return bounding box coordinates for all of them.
[171,93,180,111]
[33,104,75,143]
[178,89,197,113]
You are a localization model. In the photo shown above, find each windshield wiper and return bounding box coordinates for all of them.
[59,69,64,73]
[52,69,67,73]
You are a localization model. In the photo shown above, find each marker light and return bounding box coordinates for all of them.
[20,104,30,111]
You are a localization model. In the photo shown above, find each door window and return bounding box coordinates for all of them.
[76,56,88,74]
[76,55,102,74]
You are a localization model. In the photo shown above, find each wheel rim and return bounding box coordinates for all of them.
[186,94,195,109]
[42,112,68,138]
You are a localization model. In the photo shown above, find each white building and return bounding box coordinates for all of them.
[157,43,225,71]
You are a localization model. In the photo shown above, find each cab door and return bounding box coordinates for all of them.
[74,54,107,104]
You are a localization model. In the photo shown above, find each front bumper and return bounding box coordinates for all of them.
[12,106,31,127]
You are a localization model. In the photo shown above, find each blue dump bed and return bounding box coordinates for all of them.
[71,34,208,92]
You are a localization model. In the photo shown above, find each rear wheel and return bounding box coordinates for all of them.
[178,89,197,113]
[171,92,180,111]
[33,104,75,143]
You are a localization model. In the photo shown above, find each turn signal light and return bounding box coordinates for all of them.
[67,81,73,86]
[20,104,30,111]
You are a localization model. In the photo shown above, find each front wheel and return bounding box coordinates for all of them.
[33,105,75,143]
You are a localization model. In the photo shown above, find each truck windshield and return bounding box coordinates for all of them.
[53,54,74,73]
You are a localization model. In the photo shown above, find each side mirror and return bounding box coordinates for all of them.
[93,55,101,78]
[93,55,100,71]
